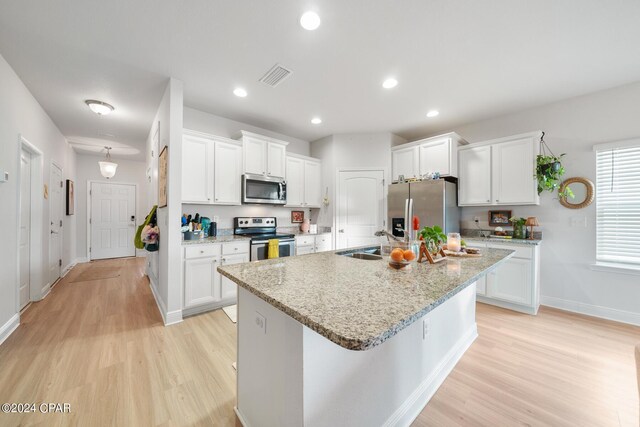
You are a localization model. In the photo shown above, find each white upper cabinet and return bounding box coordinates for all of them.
[304,159,322,208]
[392,133,467,181]
[267,142,287,178]
[285,154,322,208]
[238,131,288,178]
[214,139,242,205]
[182,130,242,205]
[243,136,266,175]
[182,133,214,203]
[392,146,419,181]
[458,146,492,206]
[285,156,305,206]
[458,131,541,207]
[491,137,539,205]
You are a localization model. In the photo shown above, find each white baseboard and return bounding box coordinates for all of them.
[61,257,86,278]
[383,324,478,427]
[36,283,51,301]
[234,407,251,427]
[541,296,640,326]
[0,314,20,347]
[148,281,183,326]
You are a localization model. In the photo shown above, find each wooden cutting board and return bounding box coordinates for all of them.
[444,250,482,258]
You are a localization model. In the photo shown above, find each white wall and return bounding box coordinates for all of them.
[146,78,184,325]
[310,132,402,232]
[183,107,310,156]
[75,153,148,259]
[0,53,76,334]
[441,81,640,323]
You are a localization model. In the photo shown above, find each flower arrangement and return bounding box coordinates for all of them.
[141,225,159,251]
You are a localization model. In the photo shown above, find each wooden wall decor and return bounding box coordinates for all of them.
[158,146,168,208]
[559,177,595,209]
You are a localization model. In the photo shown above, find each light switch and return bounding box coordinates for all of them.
[0,171,8,182]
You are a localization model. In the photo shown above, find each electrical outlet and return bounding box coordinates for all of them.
[422,318,431,340]
[473,216,480,223]
[255,311,266,334]
[570,216,587,228]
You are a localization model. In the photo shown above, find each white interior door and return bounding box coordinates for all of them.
[49,163,63,284]
[19,149,31,309]
[90,182,136,260]
[337,170,385,249]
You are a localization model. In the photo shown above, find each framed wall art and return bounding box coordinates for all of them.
[291,210,304,223]
[488,210,512,226]
[66,179,74,215]
[158,146,168,208]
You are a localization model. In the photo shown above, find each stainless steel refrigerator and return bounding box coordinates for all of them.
[387,179,460,239]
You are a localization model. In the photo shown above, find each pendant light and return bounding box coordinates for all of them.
[99,146,118,179]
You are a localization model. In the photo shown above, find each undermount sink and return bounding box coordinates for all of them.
[336,246,383,260]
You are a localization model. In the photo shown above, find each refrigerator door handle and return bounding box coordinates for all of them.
[404,198,414,241]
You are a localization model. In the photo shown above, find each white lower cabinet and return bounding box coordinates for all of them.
[471,241,540,314]
[183,241,250,316]
[295,233,333,255]
[220,252,250,300]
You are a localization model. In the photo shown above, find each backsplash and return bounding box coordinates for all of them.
[461,228,543,240]
[181,204,315,229]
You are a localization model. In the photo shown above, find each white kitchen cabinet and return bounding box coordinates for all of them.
[220,252,250,301]
[183,241,250,316]
[458,131,541,207]
[296,233,332,255]
[182,133,214,203]
[491,137,539,205]
[182,130,242,205]
[458,146,492,206]
[392,133,467,181]
[214,139,242,205]
[286,154,322,208]
[474,241,540,315]
[184,256,220,308]
[238,131,289,178]
[285,156,304,206]
[392,146,419,181]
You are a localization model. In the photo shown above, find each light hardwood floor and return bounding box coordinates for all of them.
[0,258,638,426]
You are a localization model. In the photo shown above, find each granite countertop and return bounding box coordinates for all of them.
[182,235,250,245]
[218,246,514,351]
[462,236,542,246]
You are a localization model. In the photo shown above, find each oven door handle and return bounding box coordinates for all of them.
[252,239,295,245]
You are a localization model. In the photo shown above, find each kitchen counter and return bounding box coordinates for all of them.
[218,246,513,351]
[463,236,542,246]
[181,235,250,245]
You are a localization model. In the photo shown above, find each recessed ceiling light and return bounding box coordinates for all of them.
[233,88,248,97]
[85,100,114,116]
[300,11,321,30]
[426,110,440,118]
[382,78,398,89]
[311,117,322,125]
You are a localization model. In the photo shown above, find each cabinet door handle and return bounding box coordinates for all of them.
[496,199,499,203]
[486,199,490,203]
[200,250,204,254]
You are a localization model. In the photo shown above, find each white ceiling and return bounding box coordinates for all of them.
[2,0,640,160]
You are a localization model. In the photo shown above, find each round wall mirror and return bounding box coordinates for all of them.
[559,177,595,209]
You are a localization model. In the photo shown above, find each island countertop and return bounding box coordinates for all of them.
[218,247,513,351]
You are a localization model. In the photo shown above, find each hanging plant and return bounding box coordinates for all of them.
[535,132,573,199]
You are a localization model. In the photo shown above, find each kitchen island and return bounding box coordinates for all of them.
[218,246,513,427]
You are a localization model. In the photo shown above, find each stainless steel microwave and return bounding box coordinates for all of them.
[242,173,287,205]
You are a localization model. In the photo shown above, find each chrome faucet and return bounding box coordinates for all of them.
[374,229,403,242]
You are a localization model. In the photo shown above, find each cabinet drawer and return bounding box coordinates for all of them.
[222,241,249,255]
[486,243,532,259]
[185,244,221,259]
[296,235,315,246]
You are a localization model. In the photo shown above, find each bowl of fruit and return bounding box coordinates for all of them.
[388,242,417,270]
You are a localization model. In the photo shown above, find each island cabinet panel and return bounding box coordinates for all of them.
[184,257,220,308]
[236,284,477,427]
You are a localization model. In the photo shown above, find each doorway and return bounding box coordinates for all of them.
[49,163,63,285]
[336,169,385,249]
[18,136,44,309]
[89,182,136,260]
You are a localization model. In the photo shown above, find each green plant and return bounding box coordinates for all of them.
[535,133,574,199]
[419,225,447,247]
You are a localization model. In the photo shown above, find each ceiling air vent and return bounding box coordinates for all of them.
[259,63,292,87]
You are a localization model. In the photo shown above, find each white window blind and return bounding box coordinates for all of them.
[595,144,640,265]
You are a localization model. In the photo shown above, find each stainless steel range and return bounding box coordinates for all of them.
[234,217,295,261]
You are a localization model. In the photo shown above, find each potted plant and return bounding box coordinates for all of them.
[418,225,447,255]
[509,217,527,239]
[535,133,574,199]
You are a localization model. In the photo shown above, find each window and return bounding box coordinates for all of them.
[595,143,640,266]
